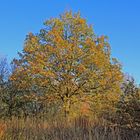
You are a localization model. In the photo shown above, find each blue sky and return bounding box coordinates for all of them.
[0,0,140,83]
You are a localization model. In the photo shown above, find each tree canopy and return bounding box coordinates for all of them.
[10,11,123,117]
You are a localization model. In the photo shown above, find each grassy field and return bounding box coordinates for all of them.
[0,117,139,140]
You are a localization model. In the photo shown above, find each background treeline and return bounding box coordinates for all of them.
[0,11,140,139]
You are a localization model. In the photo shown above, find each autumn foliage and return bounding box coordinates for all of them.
[10,11,123,118]
[0,11,140,139]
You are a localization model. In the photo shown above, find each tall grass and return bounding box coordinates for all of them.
[0,116,139,140]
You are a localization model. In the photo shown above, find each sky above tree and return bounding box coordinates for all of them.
[0,0,140,83]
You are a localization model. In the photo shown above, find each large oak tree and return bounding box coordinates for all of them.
[11,12,123,117]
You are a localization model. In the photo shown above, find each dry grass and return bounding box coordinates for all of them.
[0,117,139,140]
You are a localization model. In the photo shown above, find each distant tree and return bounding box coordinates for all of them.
[0,57,10,117]
[0,58,24,117]
[112,76,140,128]
[121,75,138,96]
[10,11,123,117]
[0,57,9,85]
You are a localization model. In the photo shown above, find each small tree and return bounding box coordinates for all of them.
[0,57,9,116]
[0,57,9,85]
[114,76,140,128]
